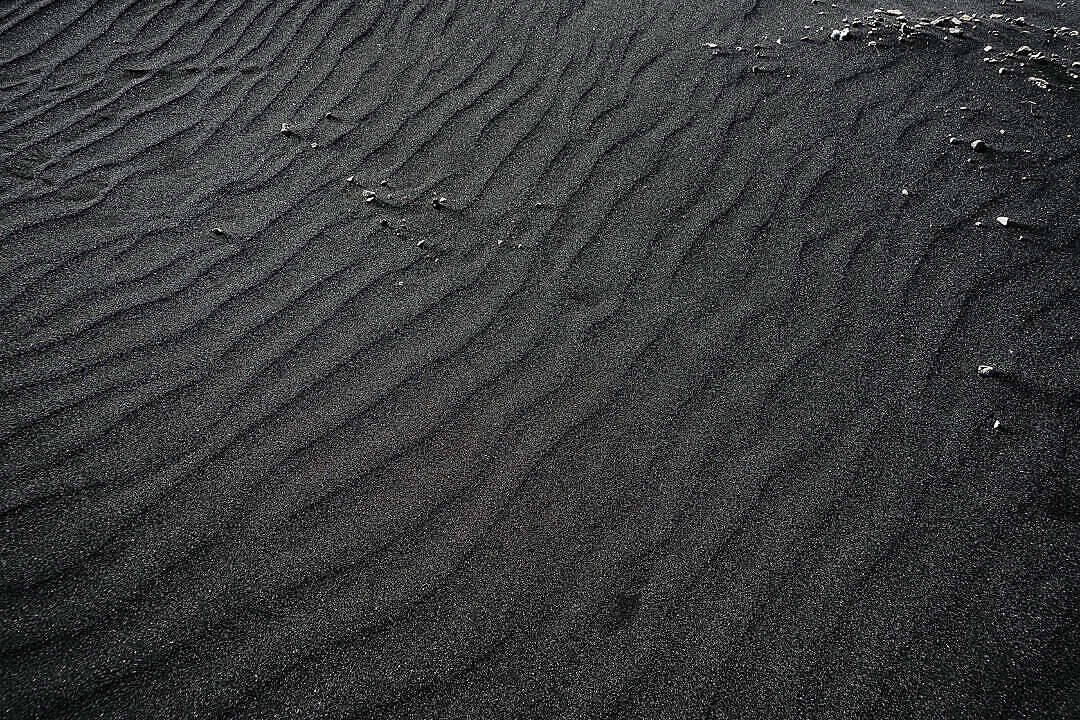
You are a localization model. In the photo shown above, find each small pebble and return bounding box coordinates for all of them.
[978,365,998,377]
[996,216,1009,226]
[970,139,987,152]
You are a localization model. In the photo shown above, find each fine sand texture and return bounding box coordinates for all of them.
[2,0,1079,717]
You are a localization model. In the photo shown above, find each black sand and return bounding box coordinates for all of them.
[2,1,1079,717]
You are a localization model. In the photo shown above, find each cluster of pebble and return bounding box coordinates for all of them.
[824,7,1080,81]
[982,43,1079,91]
[701,5,1080,83]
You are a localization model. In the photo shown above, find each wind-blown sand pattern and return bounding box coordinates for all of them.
[1,0,1079,717]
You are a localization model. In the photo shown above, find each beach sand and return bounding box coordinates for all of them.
[1,0,1078,717]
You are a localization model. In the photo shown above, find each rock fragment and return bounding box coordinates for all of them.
[978,365,999,377]
[996,216,1009,226]
[970,139,988,152]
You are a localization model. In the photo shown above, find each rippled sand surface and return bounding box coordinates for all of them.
[2,1,1078,717]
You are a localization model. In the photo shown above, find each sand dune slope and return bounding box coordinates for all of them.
[1,0,1079,717]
